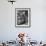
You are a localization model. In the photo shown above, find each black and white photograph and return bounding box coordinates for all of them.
[15,8,31,27]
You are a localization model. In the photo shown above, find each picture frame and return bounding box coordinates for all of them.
[15,8,31,28]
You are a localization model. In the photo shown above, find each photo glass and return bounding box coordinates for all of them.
[15,8,31,28]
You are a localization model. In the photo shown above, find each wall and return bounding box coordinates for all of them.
[0,0,46,42]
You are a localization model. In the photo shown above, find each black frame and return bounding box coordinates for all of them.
[15,8,31,28]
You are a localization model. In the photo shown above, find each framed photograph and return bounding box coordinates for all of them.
[15,8,31,28]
